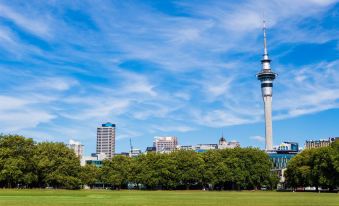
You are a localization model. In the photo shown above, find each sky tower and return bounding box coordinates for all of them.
[257,21,277,151]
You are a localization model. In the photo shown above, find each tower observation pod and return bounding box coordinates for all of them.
[257,21,277,151]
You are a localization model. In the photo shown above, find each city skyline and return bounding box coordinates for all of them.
[0,1,338,154]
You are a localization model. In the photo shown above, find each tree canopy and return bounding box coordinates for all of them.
[0,134,81,189]
[285,141,339,191]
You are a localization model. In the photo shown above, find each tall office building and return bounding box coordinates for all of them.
[257,21,278,151]
[67,139,84,159]
[96,122,116,159]
[154,136,178,153]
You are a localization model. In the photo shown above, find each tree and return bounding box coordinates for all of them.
[101,155,131,189]
[132,153,164,189]
[330,141,339,188]
[0,135,36,188]
[202,150,230,189]
[170,150,204,189]
[157,153,178,189]
[129,155,145,189]
[33,142,81,189]
[239,148,272,190]
[285,145,339,191]
[331,140,339,169]
[80,164,100,188]
[314,147,337,191]
[285,149,314,190]
[216,148,272,190]
[266,171,280,190]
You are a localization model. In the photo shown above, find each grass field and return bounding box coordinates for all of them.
[0,189,338,206]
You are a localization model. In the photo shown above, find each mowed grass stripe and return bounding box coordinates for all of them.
[0,190,338,206]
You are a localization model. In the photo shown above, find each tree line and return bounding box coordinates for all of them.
[0,134,278,190]
[0,135,81,189]
[285,141,339,191]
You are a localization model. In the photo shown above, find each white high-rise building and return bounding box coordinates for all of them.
[154,136,178,153]
[257,21,277,151]
[67,139,84,159]
[96,122,116,159]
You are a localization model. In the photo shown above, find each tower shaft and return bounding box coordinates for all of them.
[264,96,273,150]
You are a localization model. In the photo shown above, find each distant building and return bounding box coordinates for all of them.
[217,136,240,149]
[276,141,299,152]
[67,139,84,159]
[81,153,106,167]
[145,146,156,153]
[176,134,240,153]
[115,152,130,157]
[305,137,338,149]
[96,122,116,159]
[130,148,142,157]
[195,144,218,152]
[154,136,178,153]
[268,141,299,184]
[270,142,299,170]
[178,145,194,150]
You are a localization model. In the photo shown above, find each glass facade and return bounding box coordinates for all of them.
[85,160,103,167]
[269,153,297,170]
[102,122,116,127]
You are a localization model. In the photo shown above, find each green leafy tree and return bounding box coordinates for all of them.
[216,148,272,190]
[158,153,178,189]
[129,155,144,189]
[330,141,339,187]
[80,164,100,188]
[133,153,163,189]
[33,142,81,189]
[285,149,314,190]
[285,144,339,191]
[314,147,337,191]
[131,152,178,189]
[240,148,272,189]
[101,155,131,189]
[202,150,230,189]
[170,150,204,189]
[0,135,36,188]
[266,171,280,190]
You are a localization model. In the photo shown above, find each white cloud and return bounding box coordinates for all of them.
[0,96,55,132]
[150,125,195,133]
[116,70,157,97]
[274,60,339,119]
[191,109,256,127]
[0,3,51,38]
[250,135,265,142]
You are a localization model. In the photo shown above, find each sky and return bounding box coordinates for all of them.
[0,0,338,155]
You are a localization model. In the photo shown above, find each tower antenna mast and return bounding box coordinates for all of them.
[130,138,133,153]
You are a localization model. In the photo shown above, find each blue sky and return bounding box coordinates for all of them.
[0,0,338,154]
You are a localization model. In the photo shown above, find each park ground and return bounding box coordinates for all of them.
[0,189,338,206]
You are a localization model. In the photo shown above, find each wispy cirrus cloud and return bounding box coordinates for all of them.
[250,135,265,142]
[0,3,51,38]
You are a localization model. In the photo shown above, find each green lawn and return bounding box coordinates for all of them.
[0,189,338,206]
